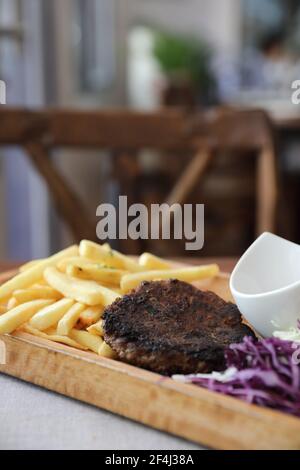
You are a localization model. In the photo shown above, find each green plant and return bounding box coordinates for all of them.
[152,30,214,91]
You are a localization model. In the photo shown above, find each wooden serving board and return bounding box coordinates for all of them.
[0,268,300,450]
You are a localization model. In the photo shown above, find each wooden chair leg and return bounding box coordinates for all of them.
[24,142,96,242]
[256,145,278,235]
[114,151,143,255]
[165,146,214,207]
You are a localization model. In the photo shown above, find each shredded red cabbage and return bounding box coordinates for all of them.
[174,333,300,417]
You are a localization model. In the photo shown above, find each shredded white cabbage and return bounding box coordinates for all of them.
[273,328,300,343]
[173,366,238,383]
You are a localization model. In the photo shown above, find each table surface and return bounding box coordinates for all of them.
[0,257,236,450]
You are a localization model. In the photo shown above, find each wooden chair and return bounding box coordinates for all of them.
[0,107,278,255]
[0,108,196,251]
[165,108,278,237]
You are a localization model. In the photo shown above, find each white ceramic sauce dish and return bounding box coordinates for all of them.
[230,232,300,337]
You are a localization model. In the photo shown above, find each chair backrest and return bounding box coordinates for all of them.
[0,108,193,149]
[188,107,276,149]
[0,108,196,244]
[205,108,278,235]
[164,108,278,245]
[0,107,278,252]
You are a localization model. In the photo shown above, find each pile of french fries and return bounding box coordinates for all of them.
[0,240,219,358]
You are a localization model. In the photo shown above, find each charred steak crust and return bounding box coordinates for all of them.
[103,279,255,375]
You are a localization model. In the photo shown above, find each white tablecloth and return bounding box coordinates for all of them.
[0,374,202,450]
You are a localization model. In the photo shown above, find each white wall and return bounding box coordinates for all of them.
[51,0,243,107]
[118,0,242,55]
[115,0,243,105]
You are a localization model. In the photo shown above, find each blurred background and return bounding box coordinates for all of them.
[0,0,300,261]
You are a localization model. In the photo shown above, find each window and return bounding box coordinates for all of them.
[74,0,116,92]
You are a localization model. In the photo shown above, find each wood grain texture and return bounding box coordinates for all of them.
[0,107,279,254]
[0,108,191,150]
[0,267,299,449]
[24,142,96,242]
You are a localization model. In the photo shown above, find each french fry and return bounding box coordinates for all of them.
[0,245,78,303]
[87,319,104,336]
[139,252,171,270]
[30,298,74,331]
[13,286,62,304]
[7,297,19,310]
[67,264,127,286]
[121,264,220,292]
[69,329,103,354]
[77,305,104,329]
[0,305,7,315]
[0,240,222,364]
[98,341,116,359]
[109,287,122,295]
[101,243,111,250]
[44,327,60,335]
[19,259,43,272]
[0,299,53,335]
[57,256,98,272]
[44,267,120,306]
[57,302,86,336]
[21,324,88,350]
[32,281,48,287]
[79,240,141,272]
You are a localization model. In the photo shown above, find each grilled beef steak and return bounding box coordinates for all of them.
[103,279,255,375]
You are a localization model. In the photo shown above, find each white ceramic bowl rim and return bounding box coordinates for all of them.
[230,276,300,299]
[230,232,300,299]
